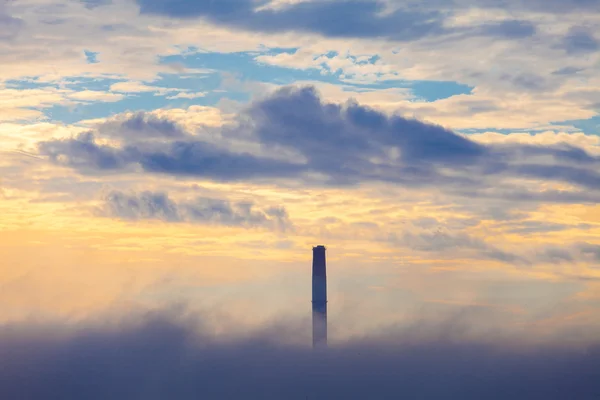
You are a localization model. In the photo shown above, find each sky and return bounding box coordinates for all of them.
[2,0,600,397]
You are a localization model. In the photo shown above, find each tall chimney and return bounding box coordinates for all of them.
[312,245,327,348]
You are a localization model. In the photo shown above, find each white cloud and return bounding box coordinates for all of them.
[110,81,162,93]
[166,91,206,99]
[67,90,124,102]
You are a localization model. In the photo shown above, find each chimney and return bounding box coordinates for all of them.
[312,245,327,348]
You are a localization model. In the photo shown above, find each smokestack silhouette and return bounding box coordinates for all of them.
[312,245,327,348]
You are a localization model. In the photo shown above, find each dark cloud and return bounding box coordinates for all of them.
[454,188,600,205]
[552,67,585,76]
[512,144,600,164]
[100,190,180,221]
[38,86,488,187]
[38,85,600,196]
[80,0,599,48]
[138,141,305,180]
[0,4,24,40]
[135,0,538,42]
[136,0,445,41]
[513,164,600,190]
[526,242,600,265]
[506,73,549,91]
[477,19,536,39]
[0,311,599,399]
[560,27,599,54]
[99,111,188,141]
[538,247,575,264]
[99,190,292,231]
[502,221,589,235]
[483,248,524,263]
[38,131,136,172]
[577,243,600,262]
[251,87,486,166]
[39,133,303,180]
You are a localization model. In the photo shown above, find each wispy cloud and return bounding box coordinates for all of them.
[98,190,292,231]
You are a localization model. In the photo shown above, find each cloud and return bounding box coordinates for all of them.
[502,221,589,235]
[67,90,124,102]
[475,19,537,39]
[38,131,135,172]
[38,130,305,179]
[250,86,486,166]
[37,85,600,197]
[538,247,575,264]
[388,230,525,264]
[532,242,600,265]
[136,0,538,43]
[110,81,164,93]
[0,0,595,135]
[81,0,112,9]
[136,0,445,41]
[98,111,189,141]
[474,0,600,14]
[576,243,600,262]
[552,67,585,76]
[109,82,205,99]
[139,141,305,180]
[166,91,207,99]
[0,4,23,40]
[396,231,487,252]
[99,190,292,231]
[454,187,600,205]
[560,27,599,55]
[0,310,599,399]
[100,190,180,221]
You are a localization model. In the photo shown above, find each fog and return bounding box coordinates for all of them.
[1,309,598,399]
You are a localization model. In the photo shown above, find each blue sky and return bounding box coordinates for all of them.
[6,47,474,124]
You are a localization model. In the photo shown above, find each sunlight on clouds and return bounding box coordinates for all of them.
[166,91,207,99]
[0,108,45,123]
[153,105,232,129]
[66,90,124,102]
[468,131,600,149]
[1,153,600,347]
[0,88,69,111]
[401,91,598,130]
[110,81,166,93]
